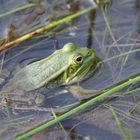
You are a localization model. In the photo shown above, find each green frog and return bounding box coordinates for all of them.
[1,43,100,112]
[3,42,99,92]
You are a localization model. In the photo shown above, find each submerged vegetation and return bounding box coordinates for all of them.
[0,0,140,140]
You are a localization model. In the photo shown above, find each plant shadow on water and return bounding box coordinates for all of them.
[0,0,140,140]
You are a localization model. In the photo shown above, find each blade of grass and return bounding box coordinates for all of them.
[101,6,117,43]
[0,3,39,19]
[100,48,140,64]
[13,73,140,140]
[110,107,131,140]
[0,6,97,52]
[94,0,116,44]
[51,108,68,136]
[105,104,140,124]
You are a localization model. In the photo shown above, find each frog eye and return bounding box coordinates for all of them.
[74,55,83,64]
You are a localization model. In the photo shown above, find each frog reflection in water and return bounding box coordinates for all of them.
[1,43,100,112]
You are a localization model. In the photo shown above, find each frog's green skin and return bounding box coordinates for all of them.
[4,43,98,92]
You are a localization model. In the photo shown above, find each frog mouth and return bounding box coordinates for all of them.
[70,65,93,83]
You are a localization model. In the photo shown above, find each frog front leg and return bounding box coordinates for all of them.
[67,85,99,100]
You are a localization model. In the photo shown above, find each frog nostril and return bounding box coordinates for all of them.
[87,51,92,56]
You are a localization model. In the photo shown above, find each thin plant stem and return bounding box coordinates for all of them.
[110,107,131,140]
[0,3,39,19]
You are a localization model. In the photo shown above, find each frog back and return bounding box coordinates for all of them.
[5,50,71,92]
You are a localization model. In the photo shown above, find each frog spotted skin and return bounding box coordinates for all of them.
[4,43,98,92]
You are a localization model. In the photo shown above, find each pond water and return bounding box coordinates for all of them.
[0,0,140,140]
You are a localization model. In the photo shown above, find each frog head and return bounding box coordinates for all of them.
[52,43,100,85]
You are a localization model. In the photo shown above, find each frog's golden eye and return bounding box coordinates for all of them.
[74,55,83,64]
